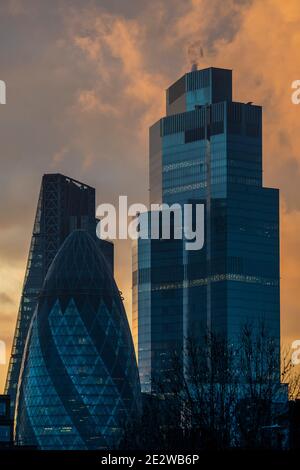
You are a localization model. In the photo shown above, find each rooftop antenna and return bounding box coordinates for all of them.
[187,40,204,72]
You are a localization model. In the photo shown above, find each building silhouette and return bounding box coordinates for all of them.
[5,174,113,415]
[15,230,140,449]
[0,395,13,446]
[133,67,280,393]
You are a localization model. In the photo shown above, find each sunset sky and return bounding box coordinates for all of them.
[1,0,300,392]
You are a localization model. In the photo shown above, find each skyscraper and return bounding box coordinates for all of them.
[133,67,280,393]
[15,230,140,449]
[5,174,113,415]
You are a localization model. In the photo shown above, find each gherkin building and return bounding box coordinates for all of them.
[15,230,141,450]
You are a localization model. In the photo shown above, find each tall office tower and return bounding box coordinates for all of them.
[133,67,280,393]
[5,174,113,415]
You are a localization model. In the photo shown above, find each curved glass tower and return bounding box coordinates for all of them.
[5,174,113,417]
[15,230,140,450]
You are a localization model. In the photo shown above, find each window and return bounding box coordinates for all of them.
[0,425,10,442]
[0,401,7,417]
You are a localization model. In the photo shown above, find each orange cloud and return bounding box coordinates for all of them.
[281,203,300,344]
[68,8,165,135]
[0,262,24,392]
[77,89,120,116]
[1,0,300,391]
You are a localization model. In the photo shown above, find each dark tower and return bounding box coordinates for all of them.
[0,395,13,447]
[133,68,280,393]
[5,174,113,415]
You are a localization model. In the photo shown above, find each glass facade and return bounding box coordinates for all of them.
[133,67,280,392]
[5,174,113,417]
[15,230,141,450]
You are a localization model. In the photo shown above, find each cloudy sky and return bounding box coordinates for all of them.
[1,0,300,391]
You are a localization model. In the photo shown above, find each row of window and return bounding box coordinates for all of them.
[136,274,279,291]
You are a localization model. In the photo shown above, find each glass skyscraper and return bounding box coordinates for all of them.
[133,67,280,393]
[5,174,113,415]
[15,230,140,449]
